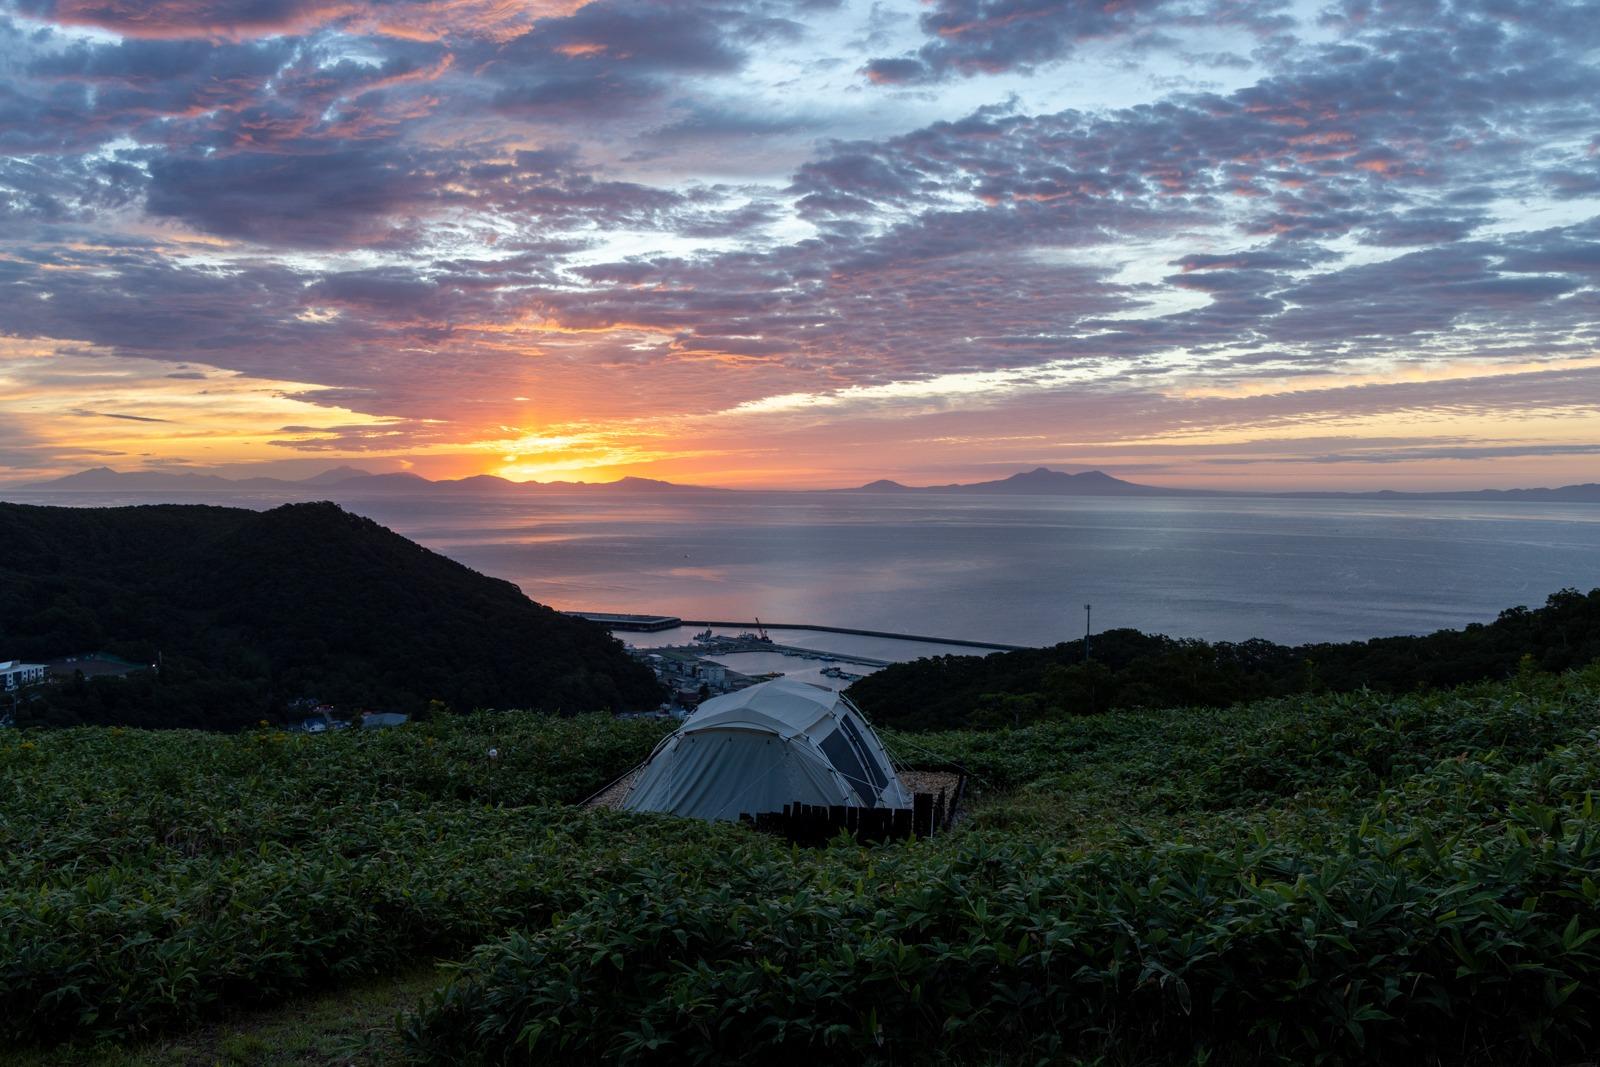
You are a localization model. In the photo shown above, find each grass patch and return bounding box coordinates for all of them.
[1,966,440,1066]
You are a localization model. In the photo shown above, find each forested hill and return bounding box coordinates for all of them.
[848,588,1600,730]
[0,501,660,728]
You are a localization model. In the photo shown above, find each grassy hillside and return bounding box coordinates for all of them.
[0,501,661,727]
[7,662,1600,1063]
[848,587,1600,730]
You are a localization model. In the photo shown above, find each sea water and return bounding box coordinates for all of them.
[7,489,1598,650]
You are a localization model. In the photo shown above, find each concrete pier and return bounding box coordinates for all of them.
[566,612,683,632]
[570,612,1030,651]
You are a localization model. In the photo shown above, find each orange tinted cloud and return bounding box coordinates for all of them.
[43,0,586,39]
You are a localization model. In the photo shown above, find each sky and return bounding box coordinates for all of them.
[0,0,1597,490]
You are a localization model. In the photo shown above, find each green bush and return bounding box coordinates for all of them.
[10,666,1600,1063]
[404,669,1600,1065]
[406,744,1600,1064]
[0,713,676,1044]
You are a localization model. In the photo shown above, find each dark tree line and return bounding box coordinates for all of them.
[0,501,662,729]
[848,588,1600,730]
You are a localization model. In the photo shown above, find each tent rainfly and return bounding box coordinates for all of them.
[621,677,910,821]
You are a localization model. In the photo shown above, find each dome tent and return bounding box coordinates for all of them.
[621,677,910,822]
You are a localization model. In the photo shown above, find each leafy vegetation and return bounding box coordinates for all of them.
[8,968,441,1067]
[9,661,1600,1063]
[0,501,661,728]
[849,586,1600,730]
[0,712,676,1046]
[408,667,1600,1064]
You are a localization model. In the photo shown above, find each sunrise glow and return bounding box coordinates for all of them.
[1,0,1597,490]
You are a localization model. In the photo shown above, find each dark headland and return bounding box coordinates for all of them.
[0,500,659,728]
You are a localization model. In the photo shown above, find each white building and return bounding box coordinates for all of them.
[0,661,48,691]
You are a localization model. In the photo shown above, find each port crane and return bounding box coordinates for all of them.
[753,618,771,642]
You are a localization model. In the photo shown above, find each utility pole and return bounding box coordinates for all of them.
[1083,603,1093,661]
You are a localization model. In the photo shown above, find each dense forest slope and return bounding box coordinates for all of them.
[0,501,660,728]
[849,587,1600,730]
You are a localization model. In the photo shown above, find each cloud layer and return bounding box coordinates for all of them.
[1,0,1597,487]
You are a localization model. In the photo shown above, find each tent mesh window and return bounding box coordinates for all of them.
[819,725,877,806]
[838,714,889,791]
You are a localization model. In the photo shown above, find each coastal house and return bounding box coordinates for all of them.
[292,703,345,733]
[1,661,48,691]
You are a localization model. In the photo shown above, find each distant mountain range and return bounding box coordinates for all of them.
[850,466,1600,502]
[853,467,1198,496]
[8,464,1599,503]
[12,465,713,495]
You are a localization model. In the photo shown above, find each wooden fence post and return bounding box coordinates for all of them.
[913,791,933,838]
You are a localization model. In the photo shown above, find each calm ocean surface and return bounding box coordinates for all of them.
[7,489,1599,649]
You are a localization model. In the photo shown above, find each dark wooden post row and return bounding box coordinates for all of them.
[742,789,960,846]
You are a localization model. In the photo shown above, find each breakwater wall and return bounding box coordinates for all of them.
[566,611,1033,651]
[679,620,1031,652]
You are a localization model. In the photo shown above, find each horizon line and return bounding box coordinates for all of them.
[4,463,1598,499]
